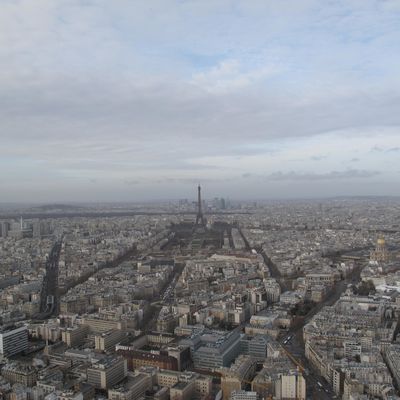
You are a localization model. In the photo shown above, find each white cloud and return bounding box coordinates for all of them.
[191,59,278,93]
[0,0,400,200]
[264,169,381,181]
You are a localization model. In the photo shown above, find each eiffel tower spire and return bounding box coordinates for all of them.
[195,184,206,226]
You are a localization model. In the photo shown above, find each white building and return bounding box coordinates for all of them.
[87,357,127,390]
[275,372,306,400]
[0,325,28,357]
[231,390,258,400]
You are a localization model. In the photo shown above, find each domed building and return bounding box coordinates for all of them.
[370,236,390,263]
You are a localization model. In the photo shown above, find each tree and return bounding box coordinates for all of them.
[355,280,376,296]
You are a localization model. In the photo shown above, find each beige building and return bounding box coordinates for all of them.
[29,322,61,342]
[1,364,37,387]
[310,285,327,303]
[156,313,178,333]
[157,370,180,387]
[61,325,89,347]
[170,380,195,400]
[264,278,281,303]
[194,375,212,398]
[82,317,126,333]
[221,375,242,400]
[156,370,212,398]
[95,330,125,352]
[275,371,306,400]
[57,390,84,400]
[60,296,89,314]
[87,357,127,390]
[305,273,335,289]
[343,378,364,400]
[221,356,256,400]
[108,373,151,400]
[384,344,400,389]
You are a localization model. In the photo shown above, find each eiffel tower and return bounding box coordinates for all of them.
[195,185,206,226]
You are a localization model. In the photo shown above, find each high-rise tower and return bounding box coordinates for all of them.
[195,185,206,226]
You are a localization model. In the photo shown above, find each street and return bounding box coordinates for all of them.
[278,263,363,399]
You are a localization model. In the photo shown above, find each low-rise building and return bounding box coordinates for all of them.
[1,363,37,387]
[87,356,127,390]
[108,373,151,400]
[61,325,89,348]
[181,330,242,370]
[95,330,125,352]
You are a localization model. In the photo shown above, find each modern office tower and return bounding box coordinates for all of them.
[87,356,127,390]
[0,325,29,357]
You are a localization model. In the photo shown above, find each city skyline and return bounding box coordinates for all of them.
[1,0,400,201]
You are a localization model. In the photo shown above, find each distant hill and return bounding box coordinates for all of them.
[29,204,88,212]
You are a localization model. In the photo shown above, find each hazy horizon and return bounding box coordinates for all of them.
[1,194,400,210]
[1,1,400,202]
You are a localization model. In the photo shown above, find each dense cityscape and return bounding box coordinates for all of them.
[2,1,400,399]
[0,187,399,400]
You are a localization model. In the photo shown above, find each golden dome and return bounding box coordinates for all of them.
[377,238,385,246]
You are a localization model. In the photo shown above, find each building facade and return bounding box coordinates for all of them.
[0,326,28,357]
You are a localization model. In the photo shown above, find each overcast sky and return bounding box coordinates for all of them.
[1,0,400,202]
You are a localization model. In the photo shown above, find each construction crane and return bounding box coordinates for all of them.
[278,342,306,374]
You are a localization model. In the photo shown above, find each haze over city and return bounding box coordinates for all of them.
[3,3,400,400]
[1,0,400,202]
